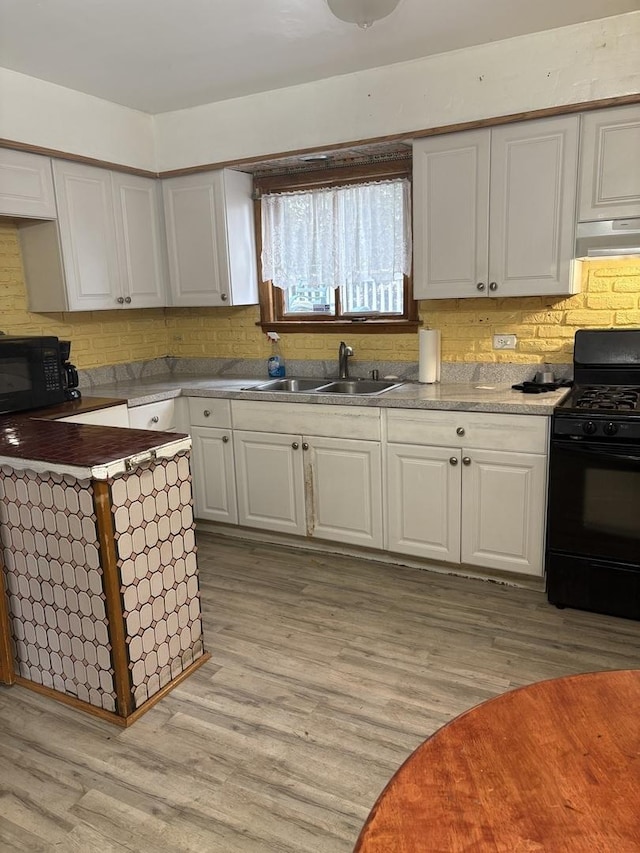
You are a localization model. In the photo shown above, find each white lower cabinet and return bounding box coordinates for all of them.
[234,430,306,535]
[58,403,130,428]
[385,410,548,577]
[128,399,176,431]
[187,398,237,524]
[191,426,238,524]
[230,401,383,547]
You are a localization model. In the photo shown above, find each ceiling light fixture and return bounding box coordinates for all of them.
[326,0,401,29]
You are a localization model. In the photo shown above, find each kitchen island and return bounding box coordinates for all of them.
[0,399,208,725]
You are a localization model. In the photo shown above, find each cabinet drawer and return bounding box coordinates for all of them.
[128,399,175,431]
[231,400,381,441]
[187,397,232,428]
[385,409,548,454]
[59,403,130,428]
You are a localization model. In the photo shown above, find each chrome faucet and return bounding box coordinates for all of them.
[338,341,354,379]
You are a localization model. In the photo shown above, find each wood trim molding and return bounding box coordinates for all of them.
[0,552,16,686]
[93,480,134,718]
[0,138,157,178]
[2,93,638,180]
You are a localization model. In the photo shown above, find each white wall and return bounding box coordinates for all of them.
[0,68,156,172]
[0,12,638,172]
[155,11,640,171]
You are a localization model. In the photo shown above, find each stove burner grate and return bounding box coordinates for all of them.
[573,386,640,412]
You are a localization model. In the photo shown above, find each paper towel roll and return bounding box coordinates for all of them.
[418,329,441,383]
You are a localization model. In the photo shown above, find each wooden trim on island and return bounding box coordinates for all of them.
[0,553,16,686]
[14,652,211,726]
[93,480,134,718]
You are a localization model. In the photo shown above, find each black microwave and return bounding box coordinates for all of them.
[0,335,66,414]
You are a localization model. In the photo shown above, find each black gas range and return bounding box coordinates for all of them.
[546,328,640,620]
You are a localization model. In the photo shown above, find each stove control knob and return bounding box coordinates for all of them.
[604,422,618,436]
[582,421,597,435]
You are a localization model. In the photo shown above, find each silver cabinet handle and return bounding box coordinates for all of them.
[203,410,211,417]
[151,416,159,423]
[456,427,465,436]
[462,456,471,466]
[476,282,485,291]
[292,442,299,450]
[449,456,458,466]
[222,435,229,443]
[489,282,498,291]
[124,296,132,303]
[302,442,309,451]
[116,296,125,304]
[220,293,228,301]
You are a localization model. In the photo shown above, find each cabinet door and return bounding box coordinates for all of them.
[59,404,130,428]
[386,443,461,563]
[52,160,122,310]
[162,172,229,307]
[234,430,305,535]
[0,148,56,219]
[112,173,168,308]
[307,436,383,548]
[489,116,579,297]
[460,449,546,576]
[579,105,640,221]
[413,131,490,299]
[190,425,238,524]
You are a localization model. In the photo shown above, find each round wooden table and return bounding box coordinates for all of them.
[354,670,640,852]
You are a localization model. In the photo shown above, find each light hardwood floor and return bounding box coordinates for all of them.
[1,532,640,852]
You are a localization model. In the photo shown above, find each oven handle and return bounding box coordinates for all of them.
[552,443,640,465]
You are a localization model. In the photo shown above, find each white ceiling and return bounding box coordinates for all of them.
[0,0,638,114]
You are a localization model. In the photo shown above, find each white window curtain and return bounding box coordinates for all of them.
[261,178,412,292]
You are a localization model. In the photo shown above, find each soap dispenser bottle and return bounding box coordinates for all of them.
[266,331,286,378]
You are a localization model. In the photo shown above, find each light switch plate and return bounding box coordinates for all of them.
[493,334,517,350]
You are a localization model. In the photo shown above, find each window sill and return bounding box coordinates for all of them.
[257,320,421,334]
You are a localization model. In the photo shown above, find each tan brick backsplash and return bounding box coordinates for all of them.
[2,222,639,368]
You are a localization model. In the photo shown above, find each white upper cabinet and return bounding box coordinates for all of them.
[162,169,258,307]
[578,105,640,221]
[0,148,56,219]
[20,161,168,312]
[413,115,580,299]
[111,172,168,308]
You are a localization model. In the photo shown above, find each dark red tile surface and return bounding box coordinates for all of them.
[0,399,186,468]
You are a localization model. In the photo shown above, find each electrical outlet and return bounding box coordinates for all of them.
[493,334,517,350]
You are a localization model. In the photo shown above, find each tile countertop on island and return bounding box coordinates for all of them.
[0,397,191,479]
[84,375,571,416]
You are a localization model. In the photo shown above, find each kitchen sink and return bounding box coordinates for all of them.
[244,377,403,395]
[314,379,402,395]
[244,378,331,392]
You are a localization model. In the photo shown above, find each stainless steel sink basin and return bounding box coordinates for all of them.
[314,379,402,395]
[244,378,331,392]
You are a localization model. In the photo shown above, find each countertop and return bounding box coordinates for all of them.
[0,397,189,479]
[87,374,571,415]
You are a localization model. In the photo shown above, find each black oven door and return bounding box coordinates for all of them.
[547,440,640,565]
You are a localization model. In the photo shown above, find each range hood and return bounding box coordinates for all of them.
[575,218,640,259]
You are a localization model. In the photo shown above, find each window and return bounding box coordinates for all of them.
[255,161,418,331]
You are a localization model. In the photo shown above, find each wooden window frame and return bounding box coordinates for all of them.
[254,160,419,333]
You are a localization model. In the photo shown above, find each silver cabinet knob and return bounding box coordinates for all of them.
[456,427,465,436]
[151,416,159,423]
[116,296,125,304]
[220,293,228,301]
[302,442,309,451]
[292,442,299,450]
[449,456,458,466]
[124,296,132,303]
[222,435,229,443]
[476,282,485,291]
[462,456,472,466]
[489,282,498,291]
[203,410,211,417]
